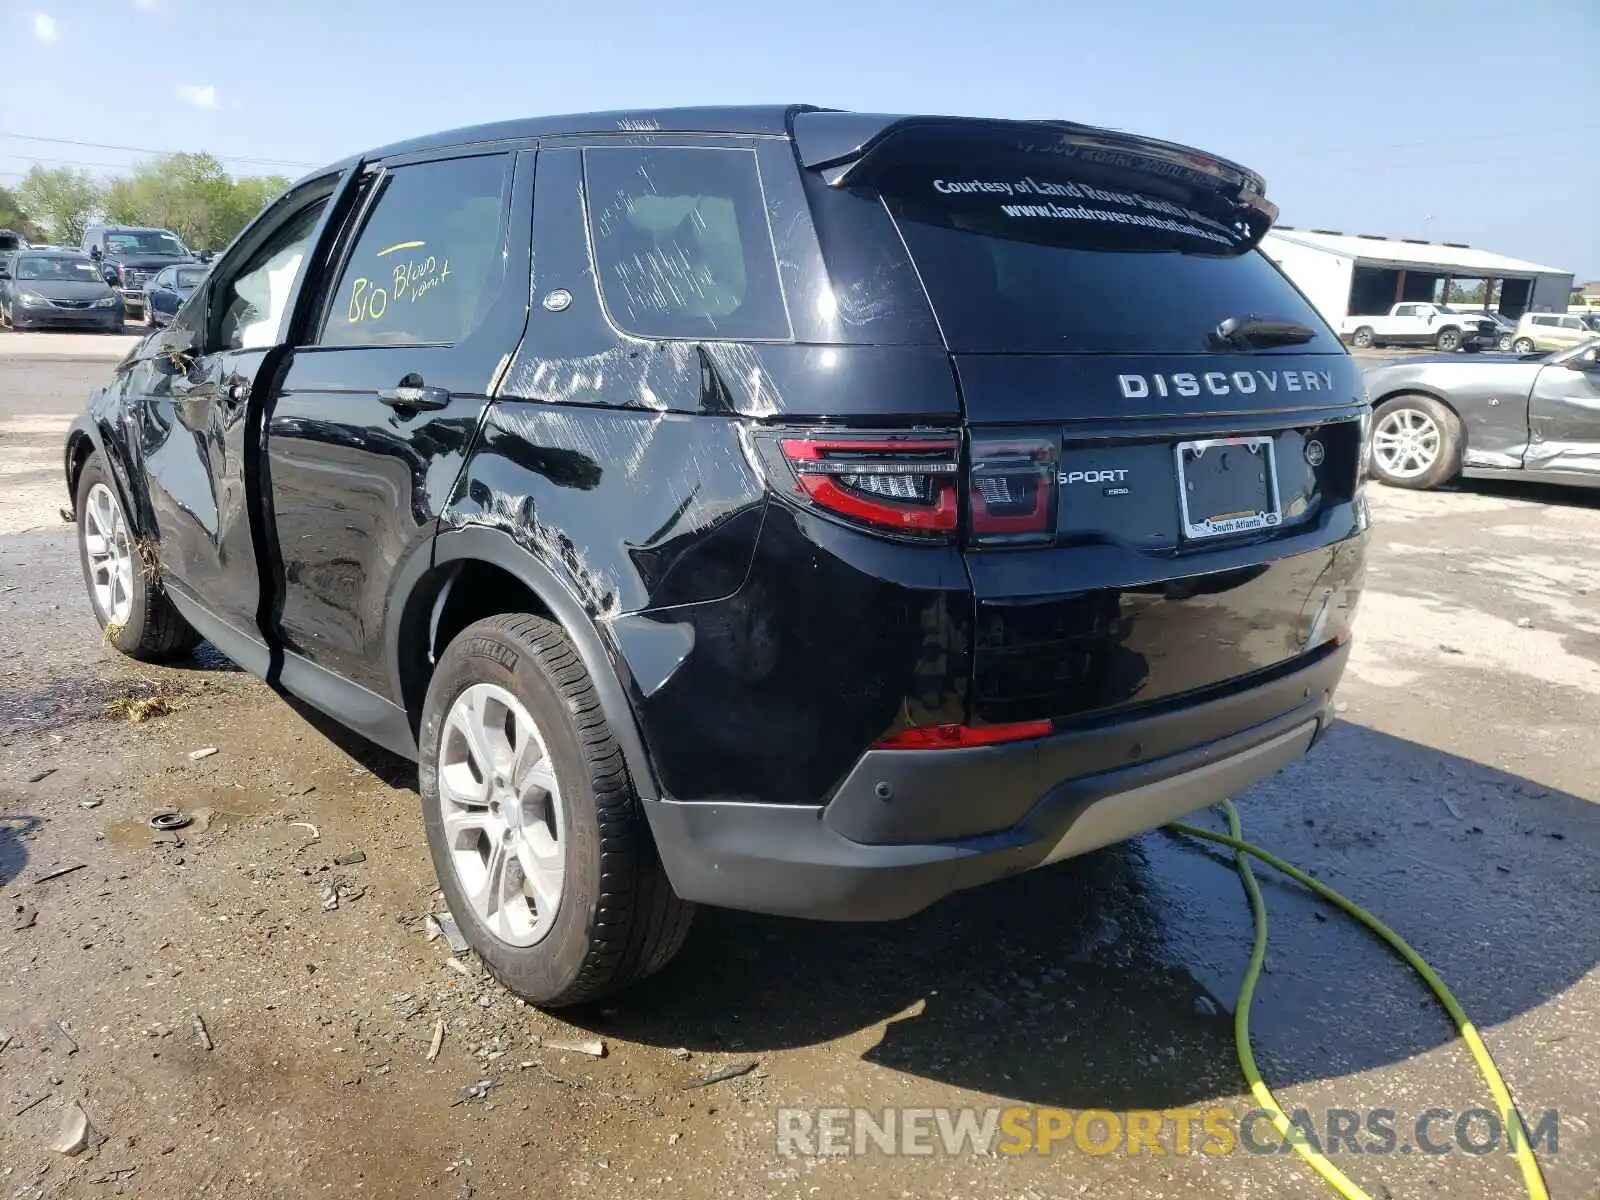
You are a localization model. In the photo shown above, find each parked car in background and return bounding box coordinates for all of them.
[0,229,25,253]
[0,248,125,331]
[1511,311,1600,353]
[1340,303,1498,352]
[1363,338,1600,489]
[62,105,1368,1007]
[1474,310,1517,351]
[140,263,209,328]
[80,224,198,320]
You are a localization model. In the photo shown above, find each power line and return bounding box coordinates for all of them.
[0,152,145,171]
[0,131,316,169]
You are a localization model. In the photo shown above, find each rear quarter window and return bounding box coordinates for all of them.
[873,162,1341,355]
[583,146,790,341]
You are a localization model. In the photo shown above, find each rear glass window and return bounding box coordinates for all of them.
[875,163,1339,355]
[583,146,791,341]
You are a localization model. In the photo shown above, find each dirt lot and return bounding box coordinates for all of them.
[2,350,1597,1199]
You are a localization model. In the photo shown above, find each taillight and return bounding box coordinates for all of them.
[968,431,1058,546]
[763,432,960,537]
[874,719,1053,750]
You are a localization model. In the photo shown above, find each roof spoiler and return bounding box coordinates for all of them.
[789,111,1277,230]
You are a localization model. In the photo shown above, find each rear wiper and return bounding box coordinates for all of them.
[1209,315,1317,351]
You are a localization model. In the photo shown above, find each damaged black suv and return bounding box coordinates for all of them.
[65,107,1368,1006]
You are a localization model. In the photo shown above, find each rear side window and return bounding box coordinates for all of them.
[319,154,509,348]
[583,146,790,341]
[873,162,1340,355]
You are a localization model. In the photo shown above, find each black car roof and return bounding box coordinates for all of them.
[292,105,1266,207]
[13,247,89,258]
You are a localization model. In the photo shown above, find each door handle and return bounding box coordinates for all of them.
[378,381,451,411]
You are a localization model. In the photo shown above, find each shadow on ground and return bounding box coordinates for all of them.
[276,688,1600,1112]
[0,814,41,888]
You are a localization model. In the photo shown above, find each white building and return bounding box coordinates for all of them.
[1262,228,1573,326]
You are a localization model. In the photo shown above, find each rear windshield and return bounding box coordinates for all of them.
[876,163,1340,355]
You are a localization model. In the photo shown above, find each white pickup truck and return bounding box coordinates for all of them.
[1340,303,1498,352]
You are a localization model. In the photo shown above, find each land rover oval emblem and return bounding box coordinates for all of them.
[1304,439,1325,467]
[542,289,572,312]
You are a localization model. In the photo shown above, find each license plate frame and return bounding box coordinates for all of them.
[1174,435,1282,541]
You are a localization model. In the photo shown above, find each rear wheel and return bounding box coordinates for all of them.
[1497,333,1514,352]
[1435,327,1461,352]
[1351,326,1375,349]
[1369,394,1462,490]
[1513,337,1535,353]
[75,452,200,659]
[419,613,693,1008]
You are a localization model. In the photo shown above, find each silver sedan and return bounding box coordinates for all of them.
[1362,339,1600,490]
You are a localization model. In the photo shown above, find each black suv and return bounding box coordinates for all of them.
[65,107,1369,1006]
[81,224,197,319]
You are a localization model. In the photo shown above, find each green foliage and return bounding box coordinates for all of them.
[100,153,290,251]
[0,186,46,242]
[1447,281,1489,304]
[17,167,102,246]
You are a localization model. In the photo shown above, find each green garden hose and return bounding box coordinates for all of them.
[1168,800,1550,1200]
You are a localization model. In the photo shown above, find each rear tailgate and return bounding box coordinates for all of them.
[811,117,1368,724]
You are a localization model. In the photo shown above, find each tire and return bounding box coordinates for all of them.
[75,452,200,659]
[1351,326,1374,349]
[1513,338,1535,353]
[419,613,694,1008]
[1368,394,1462,490]
[1435,327,1461,352]
[1498,334,1514,352]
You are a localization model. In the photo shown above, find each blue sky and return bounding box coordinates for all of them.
[5,0,1596,277]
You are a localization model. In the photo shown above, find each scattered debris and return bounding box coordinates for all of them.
[1192,995,1220,1017]
[13,907,37,932]
[0,1029,13,1053]
[34,863,87,885]
[451,1079,497,1107]
[54,1021,78,1055]
[319,880,340,912]
[288,821,320,842]
[395,997,426,1021]
[684,1058,758,1089]
[191,1012,213,1051]
[444,958,472,978]
[539,1036,606,1059]
[13,1092,52,1117]
[426,1019,445,1062]
[78,799,102,810]
[1515,617,1534,629]
[26,767,56,784]
[333,850,367,866]
[1440,795,1465,821]
[1437,644,1464,655]
[186,747,219,761]
[105,681,183,724]
[53,1102,106,1156]
[669,1047,691,1061]
[87,1166,138,1185]
[149,810,193,832]
[434,912,470,955]
[423,915,442,942]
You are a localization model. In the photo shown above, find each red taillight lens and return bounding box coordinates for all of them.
[771,433,960,536]
[968,432,1058,546]
[873,719,1053,750]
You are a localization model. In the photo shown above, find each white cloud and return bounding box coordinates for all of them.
[32,13,59,42]
[177,84,218,110]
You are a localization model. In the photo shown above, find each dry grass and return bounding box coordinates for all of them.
[102,621,125,646]
[105,680,186,724]
[135,537,163,584]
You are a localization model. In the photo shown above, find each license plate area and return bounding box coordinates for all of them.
[1175,435,1282,540]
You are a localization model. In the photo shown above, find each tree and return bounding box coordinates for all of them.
[101,154,290,250]
[0,186,45,242]
[16,167,102,246]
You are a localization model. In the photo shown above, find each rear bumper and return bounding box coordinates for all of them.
[644,641,1346,920]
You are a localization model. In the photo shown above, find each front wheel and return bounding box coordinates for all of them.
[1498,333,1514,352]
[1513,338,1535,353]
[419,613,694,1008]
[75,452,200,659]
[1435,327,1461,352]
[1368,394,1462,490]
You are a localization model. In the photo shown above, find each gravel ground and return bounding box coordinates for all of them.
[1,351,1596,1200]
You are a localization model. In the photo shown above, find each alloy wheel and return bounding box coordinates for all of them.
[82,482,135,626]
[1372,407,1442,480]
[436,682,566,947]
